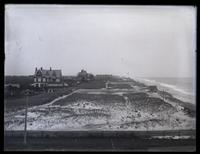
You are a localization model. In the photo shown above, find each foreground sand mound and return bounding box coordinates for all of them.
[5,90,195,131]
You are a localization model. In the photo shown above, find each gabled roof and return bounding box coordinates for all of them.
[35,69,62,78]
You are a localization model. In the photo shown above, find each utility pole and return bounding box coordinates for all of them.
[163,89,165,101]
[106,81,109,89]
[24,89,31,145]
[4,99,6,134]
[147,98,149,132]
[24,95,28,144]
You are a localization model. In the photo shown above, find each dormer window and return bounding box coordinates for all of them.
[36,70,42,76]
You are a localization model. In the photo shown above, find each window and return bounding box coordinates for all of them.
[43,78,46,82]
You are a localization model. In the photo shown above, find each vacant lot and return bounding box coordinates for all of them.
[54,93,126,106]
[108,83,133,89]
[5,88,74,112]
[77,80,106,89]
[124,93,176,113]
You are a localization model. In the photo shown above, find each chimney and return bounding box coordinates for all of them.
[35,67,37,72]
[50,67,52,71]
[41,67,43,70]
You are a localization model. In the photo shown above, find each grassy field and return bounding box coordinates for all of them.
[4,78,109,112]
[5,88,74,112]
[5,76,33,89]
[54,93,126,106]
[108,83,133,89]
[124,93,175,113]
[76,80,106,89]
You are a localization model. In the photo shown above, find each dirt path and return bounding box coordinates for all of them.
[5,89,80,118]
[46,89,80,106]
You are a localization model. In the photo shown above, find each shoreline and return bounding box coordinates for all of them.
[135,77,195,104]
[134,79,196,118]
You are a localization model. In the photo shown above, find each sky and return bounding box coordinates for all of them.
[5,5,196,78]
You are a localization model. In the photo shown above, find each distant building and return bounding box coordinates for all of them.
[77,69,94,82]
[32,67,63,88]
[4,84,20,96]
[5,84,20,88]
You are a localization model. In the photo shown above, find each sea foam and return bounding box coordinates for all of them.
[135,78,195,105]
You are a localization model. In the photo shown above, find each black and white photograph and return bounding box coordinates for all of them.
[4,4,196,151]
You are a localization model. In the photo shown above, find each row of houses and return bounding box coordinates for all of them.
[5,67,95,96]
[32,67,94,88]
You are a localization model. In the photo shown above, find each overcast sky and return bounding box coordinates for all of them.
[5,5,196,78]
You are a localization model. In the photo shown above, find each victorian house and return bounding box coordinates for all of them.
[32,67,63,88]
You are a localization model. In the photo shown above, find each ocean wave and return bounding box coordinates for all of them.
[137,78,194,95]
[135,78,195,104]
[159,83,194,96]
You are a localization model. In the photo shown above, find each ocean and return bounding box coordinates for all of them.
[135,77,196,105]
